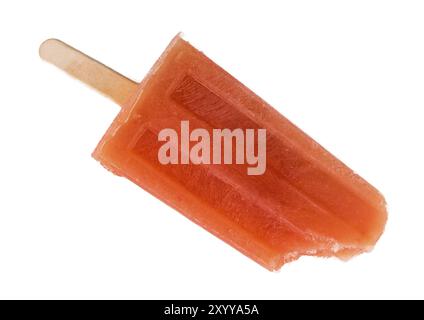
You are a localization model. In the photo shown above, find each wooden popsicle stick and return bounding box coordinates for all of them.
[39,39,138,107]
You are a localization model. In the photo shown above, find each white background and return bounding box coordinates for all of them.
[0,0,423,299]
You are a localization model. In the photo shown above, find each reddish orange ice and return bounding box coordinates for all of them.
[93,35,387,270]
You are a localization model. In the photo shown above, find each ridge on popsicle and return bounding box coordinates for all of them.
[40,34,387,271]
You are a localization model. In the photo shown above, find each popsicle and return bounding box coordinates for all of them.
[39,35,387,270]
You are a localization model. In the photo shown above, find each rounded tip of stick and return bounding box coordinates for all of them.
[39,39,75,70]
[39,39,62,60]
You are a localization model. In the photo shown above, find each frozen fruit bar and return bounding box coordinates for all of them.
[40,35,387,270]
[90,35,387,270]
